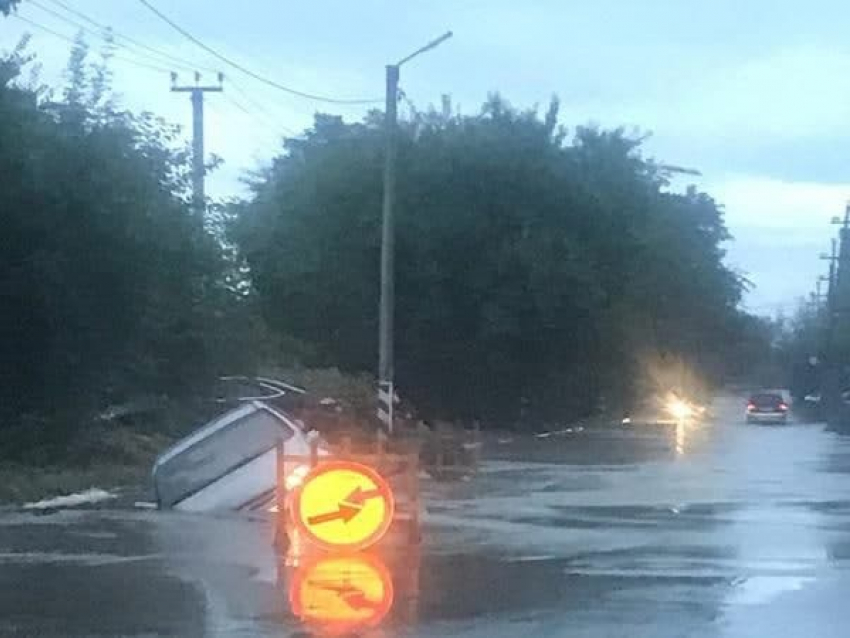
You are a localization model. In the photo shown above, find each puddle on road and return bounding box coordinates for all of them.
[6,417,850,637]
[0,559,207,638]
[274,545,734,637]
[277,550,583,635]
[726,575,815,606]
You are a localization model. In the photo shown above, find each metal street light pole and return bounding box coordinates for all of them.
[377,31,453,434]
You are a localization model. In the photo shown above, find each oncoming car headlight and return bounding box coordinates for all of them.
[666,398,693,420]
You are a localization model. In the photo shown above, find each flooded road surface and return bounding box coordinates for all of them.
[3,394,850,636]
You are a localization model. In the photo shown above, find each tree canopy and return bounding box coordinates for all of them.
[232,97,749,425]
[1,32,768,444]
[0,37,262,455]
[0,0,19,17]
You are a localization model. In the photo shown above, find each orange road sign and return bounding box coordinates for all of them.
[290,553,394,635]
[292,460,394,552]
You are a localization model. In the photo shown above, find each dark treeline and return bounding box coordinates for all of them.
[1,38,270,459]
[231,99,765,424]
[2,37,770,460]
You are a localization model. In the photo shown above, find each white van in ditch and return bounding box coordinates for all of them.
[152,400,321,513]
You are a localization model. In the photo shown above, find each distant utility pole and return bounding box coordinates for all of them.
[821,237,839,416]
[822,210,850,425]
[828,211,850,317]
[441,94,452,120]
[821,238,839,317]
[826,238,838,301]
[171,72,223,213]
[377,31,452,434]
[818,275,831,316]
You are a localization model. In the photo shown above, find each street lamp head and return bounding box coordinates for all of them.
[820,252,831,259]
[396,31,454,67]
[832,216,842,224]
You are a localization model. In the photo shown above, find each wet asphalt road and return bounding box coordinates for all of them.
[3,394,850,637]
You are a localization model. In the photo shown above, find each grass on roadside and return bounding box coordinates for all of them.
[0,463,152,504]
[0,427,173,505]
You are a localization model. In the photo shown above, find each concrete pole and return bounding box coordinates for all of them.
[191,88,205,212]
[171,72,222,214]
[378,64,399,434]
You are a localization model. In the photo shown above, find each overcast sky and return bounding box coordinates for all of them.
[5,0,849,313]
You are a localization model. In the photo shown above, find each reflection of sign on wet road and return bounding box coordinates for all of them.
[293,461,394,551]
[290,554,394,636]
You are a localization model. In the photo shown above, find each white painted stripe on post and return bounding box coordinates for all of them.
[377,381,393,427]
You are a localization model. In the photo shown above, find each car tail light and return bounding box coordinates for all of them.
[747,403,755,412]
[779,403,788,411]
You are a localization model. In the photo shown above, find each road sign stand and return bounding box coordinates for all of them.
[273,437,289,553]
[274,436,421,557]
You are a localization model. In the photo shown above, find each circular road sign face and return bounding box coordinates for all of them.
[289,553,394,636]
[292,460,394,552]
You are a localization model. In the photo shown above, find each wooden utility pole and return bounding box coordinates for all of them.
[171,72,223,213]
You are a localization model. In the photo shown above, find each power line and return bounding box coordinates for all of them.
[221,91,298,138]
[18,11,293,146]
[25,1,177,73]
[29,0,91,33]
[42,0,220,75]
[28,0,200,75]
[12,14,171,75]
[137,0,382,105]
[226,76,300,136]
[219,92,250,116]
[37,0,290,140]
[206,99,285,158]
[210,95,263,130]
